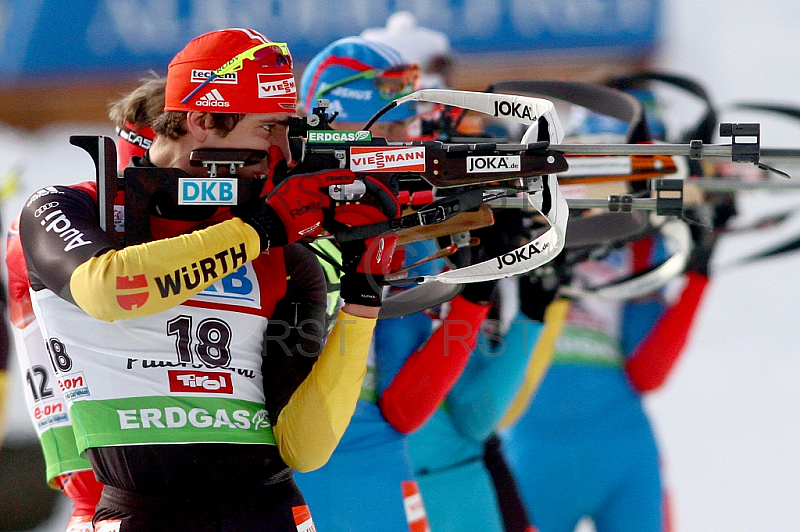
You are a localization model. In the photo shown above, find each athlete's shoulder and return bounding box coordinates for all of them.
[284,244,324,276]
[283,243,327,303]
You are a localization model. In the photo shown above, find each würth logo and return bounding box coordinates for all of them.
[116,274,149,310]
[168,370,234,394]
[197,89,230,107]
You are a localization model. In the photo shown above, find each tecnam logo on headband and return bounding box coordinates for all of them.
[191,70,238,84]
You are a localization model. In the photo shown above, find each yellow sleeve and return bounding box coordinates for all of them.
[273,309,375,472]
[70,218,262,321]
[497,298,571,430]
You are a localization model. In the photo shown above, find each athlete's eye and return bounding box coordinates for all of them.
[262,124,273,133]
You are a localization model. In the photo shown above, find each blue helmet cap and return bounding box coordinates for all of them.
[627,88,667,141]
[300,37,418,124]
[576,111,630,137]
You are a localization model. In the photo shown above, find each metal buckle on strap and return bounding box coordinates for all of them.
[417,205,448,226]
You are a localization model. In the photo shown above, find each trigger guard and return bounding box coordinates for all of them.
[325,177,400,237]
[360,176,401,220]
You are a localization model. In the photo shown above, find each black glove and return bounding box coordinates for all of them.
[519,257,563,322]
[339,233,398,307]
[239,206,290,249]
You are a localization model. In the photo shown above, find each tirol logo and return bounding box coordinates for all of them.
[350,146,426,172]
[94,520,121,532]
[257,73,296,98]
[191,69,238,84]
[493,100,538,120]
[116,274,149,310]
[307,130,372,143]
[179,178,237,205]
[169,370,234,394]
[467,155,521,173]
[113,205,125,234]
[496,240,551,270]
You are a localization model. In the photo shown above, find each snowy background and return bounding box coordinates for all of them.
[3,1,800,530]
[647,2,800,530]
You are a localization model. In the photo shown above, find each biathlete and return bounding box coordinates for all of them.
[17,28,398,531]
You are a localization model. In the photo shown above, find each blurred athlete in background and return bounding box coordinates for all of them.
[501,89,728,532]
[294,36,493,532]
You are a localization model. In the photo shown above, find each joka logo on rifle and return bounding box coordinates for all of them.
[179,178,238,205]
[495,240,551,270]
[493,100,537,120]
[467,155,521,173]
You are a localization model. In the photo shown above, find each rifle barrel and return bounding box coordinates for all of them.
[550,143,735,158]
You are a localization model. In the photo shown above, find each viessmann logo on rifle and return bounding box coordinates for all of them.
[349,146,426,172]
[467,155,521,173]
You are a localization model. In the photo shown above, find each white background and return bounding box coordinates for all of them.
[647,1,800,530]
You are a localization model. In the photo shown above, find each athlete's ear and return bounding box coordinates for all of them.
[185,111,211,142]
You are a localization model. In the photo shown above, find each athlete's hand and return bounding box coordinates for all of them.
[337,203,399,307]
[242,169,355,248]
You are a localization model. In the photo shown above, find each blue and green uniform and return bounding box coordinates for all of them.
[502,243,672,532]
[407,301,543,532]
[294,311,434,531]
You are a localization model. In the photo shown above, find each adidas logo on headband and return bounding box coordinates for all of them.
[196,89,230,107]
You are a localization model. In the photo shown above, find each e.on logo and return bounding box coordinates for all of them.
[168,370,233,394]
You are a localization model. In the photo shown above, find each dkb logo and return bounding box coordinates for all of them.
[179,178,238,205]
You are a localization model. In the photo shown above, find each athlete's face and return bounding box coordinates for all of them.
[204,112,293,177]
